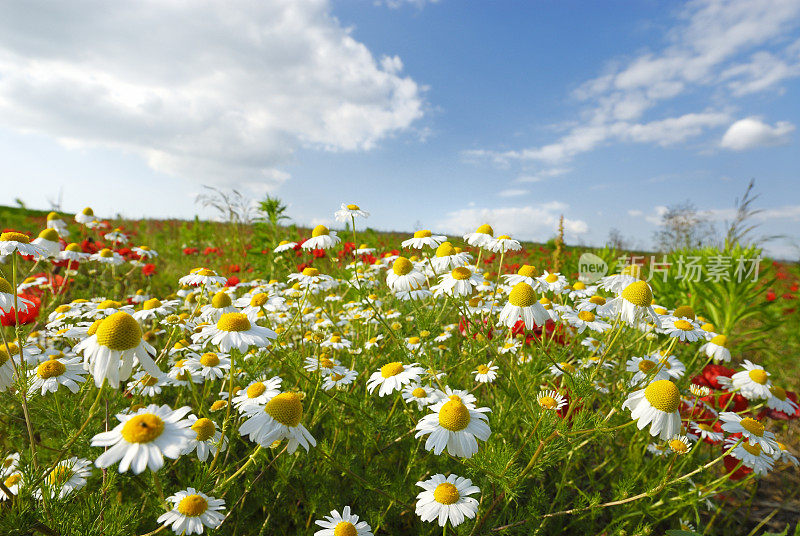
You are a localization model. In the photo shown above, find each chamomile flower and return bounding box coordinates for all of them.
[415,474,480,527]
[719,413,779,454]
[314,506,373,536]
[0,277,35,314]
[179,268,227,287]
[28,355,86,396]
[58,243,89,262]
[132,298,178,321]
[766,385,799,415]
[498,282,550,330]
[402,230,447,250]
[35,457,92,499]
[1,453,19,477]
[577,295,607,312]
[367,362,424,397]
[157,488,225,535]
[1,472,22,501]
[601,280,658,326]
[304,355,341,376]
[432,267,483,298]
[690,421,724,443]
[288,267,336,291]
[232,377,283,412]
[192,312,277,353]
[486,235,521,253]
[74,311,161,389]
[186,352,231,380]
[662,317,705,342]
[386,257,427,293]
[622,379,682,440]
[273,240,297,253]
[536,270,568,293]
[238,392,316,453]
[562,309,612,334]
[403,384,439,409]
[537,390,567,411]
[302,225,340,250]
[132,245,158,259]
[75,207,96,224]
[321,368,358,391]
[46,212,69,236]
[502,264,538,287]
[667,435,693,455]
[104,228,129,244]
[127,372,167,397]
[198,291,238,322]
[183,416,226,462]
[320,333,352,350]
[91,404,194,474]
[473,361,498,383]
[32,228,61,258]
[463,224,494,248]
[1,231,47,258]
[700,334,731,363]
[90,248,125,265]
[724,437,774,476]
[415,394,491,458]
[774,442,799,466]
[731,360,772,400]
[335,203,370,222]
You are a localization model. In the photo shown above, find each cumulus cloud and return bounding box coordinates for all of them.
[467,0,800,166]
[719,117,795,150]
[437,203,588,242]
[0,0,424,188]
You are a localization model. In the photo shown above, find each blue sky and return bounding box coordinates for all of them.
[1,0,799,257]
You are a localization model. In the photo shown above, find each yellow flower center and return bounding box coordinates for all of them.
[48,466,71,486]
[414,230,432,238]
[121,413,165,443]
[38,228,59,241]
[477,365,490,374]
[739,417,764,437]
[573,281,586,290]
[392,257,414,276]
[433,482,460,505]
[97,299,122,310]
[643,380,680,413]
[770,385,787,400]
[710,334,728,347]
[559,362,576,373]
[143,298,162,310]
[0,231,30,243]
[545,273,558,283]
[577,311,596,322]
[380,362,405,378]
[141,374,158,386]
[475,224,494,235]
[621,281,653,307]
[451,267,472,280]
[265,392,303,427]
[96,312,142,351]
[748,369,768,385]
[211,292,232,309]
[320,358,335,369]
[436,242,456,257]
[538,396,558,409]
[311,225,329,237]
[638,359,656,372]
[346,204,360,211]
[302,267,320,277]
[408,337,420,345]
[247,382,267,398]
[673,319,693,331]
[210,400,227,412]
[81,207,94,216]
[516,265,536,278]
[333,521,357,536]
[5,473,22,487]
[37,359,66,379]
[412,387,427,398]
[98,248,114,258]
[177,494,209,517]
[668,439,689,454]
[508,282,536,307]
[589,296,606,305]
[438,397,471,431]
[191,418,216,441]
[216,312,251,332]
[200,353,220,367]
[497,235,511,240]
[742,442,762,456]
[673,305,695,320]
[250,293,269,307]
[65,243,82,252]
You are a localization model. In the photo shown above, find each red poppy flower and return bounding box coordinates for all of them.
[766,290,777,302]
[723,453,752,481]
[225,276,240,287]
[183,247,199,255]
[1,294,40,326]
[692,364,735,390]
[142,263,156,277]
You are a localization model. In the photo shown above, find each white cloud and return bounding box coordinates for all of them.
[628,210,643,217]
[497,188,529,197]
[377,0,440,8]
[437,203,588,242]
[0,0,424,188]
[515,167,571,183]
[719,117,795,150]
[468,0,800,166]
[645,205,669,225]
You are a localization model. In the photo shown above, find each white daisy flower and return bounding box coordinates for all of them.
[321,368,358,391]
[127,371,167,397]
[730,360,772,400]
[366,362,424,397]
[104,228,128,244]
[335,203,370,222]
[58,243,89,262]
[724,437,775,476]
[415,473,480,527]
[302,225,340,250]
[473,361,498,383]
[662,317,705,342]
[192,312,277,353]
[34,457,92,500]
[690,421,724,443]
[774,442,799,466]
[90,248,125,265]
[0,276,35,314]
[74,311,161,389]
[178,268,227,288]
[238,392,316,453]
[486,235,521,253]
[1,472,22,501]
[91,404,194,474]
[719,412,779,454]
[132,298,178,321]
[432,267,483,298]
[497,282,550,330]
[273,240,298,253]
[415,394,491,458]
[666,435,693,455]
[535,270,568,293]
[536,390,567,411]
[304,355,341,376]
[699,334,731,363]
[132,245,158,259]
[601,280,658,326]
[157,488,225,535]
[385,257,427,293]
[183,415,226,462]
[314,505,373,536]
[562,309,612,334]
[463,224,494,248]
[28,355,86,396]
[502,264,538,287]
[74,207,96,224]
[320,334,352,350]
[402,384,439,409]
[32,228,62,258]
[402,230,447,250]
[232,377,283,413]
[185,352,231,380]
[622,379,682,440]
[766,385,799,415]
[0,231,47,259]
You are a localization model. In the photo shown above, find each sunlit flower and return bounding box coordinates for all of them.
[183,415,226,462]
[367,361,424,397]
[335,203,370,222]
[498,282,549,330]
[719,412,779,454]
[473,361,498,383]
[415,393,491,458]
[35,457,92,500]
[0,231,47,258]
[622,379,682,440]
[463,224,494,248]
[700,334,731,363]
[28,354,86,396]
[730,360,772,400]
[415,473,480,527]
[537,390,567,411]
[402,230,447,250]
[192,312,277,352]
[486,235,521,253]
[314,506,373,536]
[302,225,340,250]
[157,488,225,535]
[238,392,316,453]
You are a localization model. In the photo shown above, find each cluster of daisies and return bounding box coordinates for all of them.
[1,208,797,535]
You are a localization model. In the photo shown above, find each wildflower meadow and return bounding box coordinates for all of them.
[0,202,798,536]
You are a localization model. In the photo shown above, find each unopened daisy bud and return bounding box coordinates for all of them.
[209,400,228,412]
